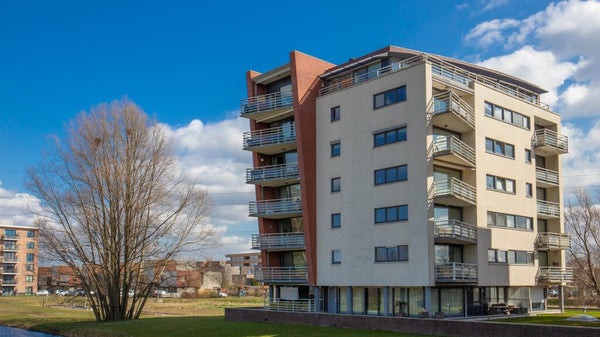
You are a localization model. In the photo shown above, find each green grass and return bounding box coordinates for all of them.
[0,296,432,337]
[495,309,600,327]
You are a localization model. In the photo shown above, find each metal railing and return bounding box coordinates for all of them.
[536,167,559,186]
[532,129,568,153]
[2,244,19,251]
[320,55,425,96]
[432,91,475,129]
[249,198,302,217]
[2,278,17,285]
[537,200,560,218]
[537,232,571,250]
[246,163,299,184]
[319,53,550,110]
[537,266,573,283]
[2,267,18,274]
[251,232,305,250]
[255,266,308,283]
[2,258,18,263]
[434,178,477,204]
[434,220,477,243]
[435,263,478,282]
[433,136,476,166]
[243,125,296,149]
[2,234,18,240]
[264,298,314,312]
[240,91,293,115]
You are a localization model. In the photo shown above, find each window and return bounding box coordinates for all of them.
[331,213,341,228]
[332,250,341,264]
[487,211,533,230]
[25,287,33,295]
[331,142,341,157]
[489,249,534,265]
[26,264,34,271]
[27,231,35,238]
[525,149,532,163]
[486,175,515,193]
[27,242,35,249]
[375,205,408,223]
[25,275,33,282]
[525,183,533,198]
[374,86,407,109]
[375,245,408,262]
[26,253,34,262]
[374,126,407,147]
[485,138,515,159]
[330,106,340,122]
[484,101,530,129]
[331,177,341,192]
[374,165,408,185]
[4,229,16,238]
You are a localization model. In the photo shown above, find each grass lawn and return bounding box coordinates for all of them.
[0,296,433,337]
[495,309,600,327]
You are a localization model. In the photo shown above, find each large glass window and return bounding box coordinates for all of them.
[373,126,407,147]
[374,165,407,185]
[375,205,408,223]
[485,138,515,159]
[488,249,534,265]
[486,174,516,193]
[374,86,407,109]
[375,245,408,262]
[484,101,530,129]
[488,211,532,230]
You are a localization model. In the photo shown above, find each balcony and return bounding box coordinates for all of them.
[537,266,573,284]
[2,258,18,263]
[249,198,302,219]
[537,200,560,219]
[1,267,18,274]
[246,163,299,187]
[251,232,305,251]
[2,244,18,252]
[2,278,17,285]
[255,267,308,284]
[532,129,568,156]
[434,220,477,244]
[434,178,476,207]
[537,232,571,250]
[240,92,294,123]
[432,91,475,132]
[433,136,476,168]
[435,263,478,283]
[243,125,297,155]
[265,298,315,312]
[2,234,18,241]
[536,167,559,188]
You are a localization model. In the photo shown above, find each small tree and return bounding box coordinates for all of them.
[565,186,600,300]
[28,99,215,321]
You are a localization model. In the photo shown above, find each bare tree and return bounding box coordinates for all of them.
[27,99,215,321]
[565,186,600,300]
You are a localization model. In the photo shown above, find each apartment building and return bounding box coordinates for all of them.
[241,46,571,317]
[1,225,39,295]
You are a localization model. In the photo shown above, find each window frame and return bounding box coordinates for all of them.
[374,205,408,224]
[375,245,409,262]
[487,211,533,231]
[373,86,407,109]
[484,101,530,130]
[330,105,341,122]
[331,177,341,192]
[330,141,341,157]
[374,165,408,185]
[331,213,341,228]
[331,250,342,264]
[486,174,516,194]
[485,137,515,159]
[373,126,407,147]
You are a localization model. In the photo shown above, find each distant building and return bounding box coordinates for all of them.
[226,252,261,285]
[38,265,81,291]
[1,225,39,295]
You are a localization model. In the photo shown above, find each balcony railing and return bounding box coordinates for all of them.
[435,263,478,282]
[532,129,568,155]
[432,91,475,130]
[246,163,299,185]
[433,136,476,167]
[2,278,17,285]
[320,55,424,96]
[264,298,315,312]
[251,232,305,250]
[537,232,571,250]
[243,125,296,150]
[2,267,18,274]
[434,177,476,206]
[536,167,559,187]
[537,200,560,218]
[255,267,308,283]
[240,92,293,115]
[434,220,477,244]
[2,258,18,263]
[249,198,302,218]
[537,266,573,283]
[2,234,18,240]
[2,244,18,252]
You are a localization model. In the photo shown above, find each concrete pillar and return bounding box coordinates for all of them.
[559,285,565,313]
[383,287,390,316]
[424,287,432,315]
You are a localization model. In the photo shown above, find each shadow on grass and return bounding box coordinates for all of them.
[30,316,430,337]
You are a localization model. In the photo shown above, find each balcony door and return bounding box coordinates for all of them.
[434,205,462,222]
[435,244,463,264]
[434,166,461,184]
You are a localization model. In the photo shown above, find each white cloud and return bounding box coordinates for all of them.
[562,121,600,190]
[465,19,520,48]
[482,0,509,12]
[0,182,40,227]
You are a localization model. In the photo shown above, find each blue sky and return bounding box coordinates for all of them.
[1,0,599,259]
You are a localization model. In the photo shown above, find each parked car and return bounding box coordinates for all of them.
[153,289,168,298]
[35,289,49,296]
[218,292,228,298]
